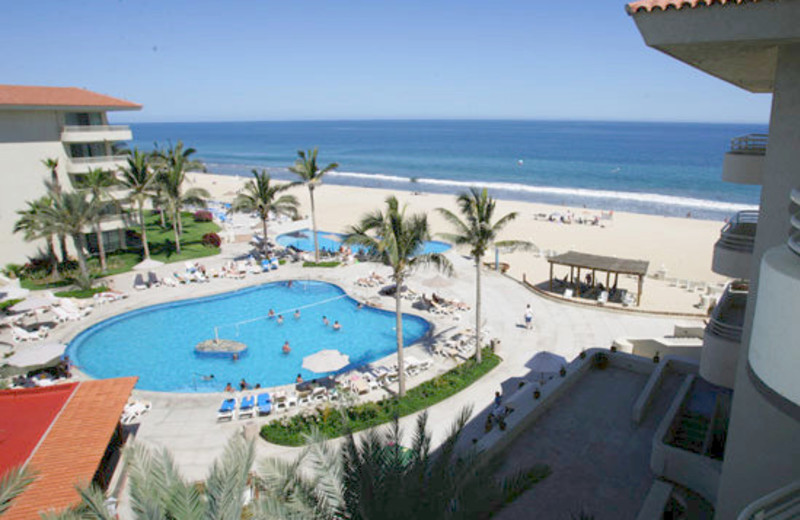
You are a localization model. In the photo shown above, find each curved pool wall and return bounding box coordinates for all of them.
[67,280,431,393]
[277,228,452,255]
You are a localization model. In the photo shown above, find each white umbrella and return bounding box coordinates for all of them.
[133,258,165,271]
[5,343,66,367]
[528,351,568,375]
[422,275,454,289]
[302,349,350,373]
[9,294,59,313]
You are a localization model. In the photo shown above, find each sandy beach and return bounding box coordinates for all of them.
[187,171,730,314]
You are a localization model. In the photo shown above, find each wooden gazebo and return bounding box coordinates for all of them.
[547,251,650,306]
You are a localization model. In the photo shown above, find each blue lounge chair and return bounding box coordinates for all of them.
[217,398,236,421]
[257,393,272,415]
[261,259,271,272]
[239,395,255,419]
[270,259,279,270]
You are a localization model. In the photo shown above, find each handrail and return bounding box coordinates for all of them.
[719,211,758,252]
[729,134,768,155]
[737,480,800,520]
[69,155,127,165]
[707,284,747,342]
[62,124,130,133]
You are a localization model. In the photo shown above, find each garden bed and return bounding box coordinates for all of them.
[261,349,501,446]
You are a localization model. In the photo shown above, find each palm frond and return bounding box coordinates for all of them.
[0,465,36,516]
[205,435,255,520]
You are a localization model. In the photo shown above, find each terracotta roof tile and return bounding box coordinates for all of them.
[627,0,763,14]
[2,377,137,519]
[0,85,141,110]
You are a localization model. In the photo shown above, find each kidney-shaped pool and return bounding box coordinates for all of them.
[67,280,431,393]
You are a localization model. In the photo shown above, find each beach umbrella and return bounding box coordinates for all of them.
[302,349,350,373]
[528,351,568,375]
[5,343,66,367]
[422,275,454,289]
[133,258,164,271]
[9,293,58,313]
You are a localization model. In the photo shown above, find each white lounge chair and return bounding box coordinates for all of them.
[162,276,178,287]
[563,288,574,299]
[597,291,608,305]
[11,325,46,343]
[59,299,91,316]
[51,306,83,322]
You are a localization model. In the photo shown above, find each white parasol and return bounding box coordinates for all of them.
[528,351,568,375]
[133,258,165,271]
[302,349,350,373]
[5,343,66,367]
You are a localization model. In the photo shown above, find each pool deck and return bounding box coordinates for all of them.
[2,217,697,485]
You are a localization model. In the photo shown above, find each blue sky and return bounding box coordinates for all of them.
[3,0,771,123]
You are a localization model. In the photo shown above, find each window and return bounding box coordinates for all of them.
[65,112,103,126]
[69,142,107,158]
[85,229,126,254]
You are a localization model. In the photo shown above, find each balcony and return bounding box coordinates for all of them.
[61,124,132,143]
[712,210,758,279]
[700,282,748,389]
[67,155,127,175]
[722,134,767,185]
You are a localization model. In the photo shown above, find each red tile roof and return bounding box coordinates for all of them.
[1,377,137,519]
[627,0,763,14]
[0,85,141,110]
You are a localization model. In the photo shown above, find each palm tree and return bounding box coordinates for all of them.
[345,196,452,397]
[0,466,36,516]
[43,191,97,282]
[154,142,209,254]
[77,168,118,271]
[119,149,155,259]
[231,169,300,256]
[288,148,339,263]
[438,188,533,363]
[259,408,551,519]
[42,157,68,262]
[13,196,60,280]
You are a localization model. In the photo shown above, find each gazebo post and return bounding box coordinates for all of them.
[592,269,596,287]
[549,262,553,291]
[576,267,581,296]
[637,274,644,306]
[606,271,610,289]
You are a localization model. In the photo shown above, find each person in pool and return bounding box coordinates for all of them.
[296,373,303,383]
[322,315,330,326]
[201,374,215,381]
[239,378,250,391]
[294,309,301,320]
[282,341,291,354]
[333,321,342,331]
[268,309,275,319]
[224,382,234,392]
[277,314,284,325]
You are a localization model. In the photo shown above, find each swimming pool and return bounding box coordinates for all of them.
[67,281,431,393]
[277,228,452,255]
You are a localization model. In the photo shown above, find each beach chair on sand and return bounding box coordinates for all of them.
[162,276,178,287]
[597,291,608,305]
[11,325,46,343]
[217,398,236,421]
[133,273,148,290]
[147,271,161,287]
[239,395,255,419]
[257,393,272,415]
[563,288,574,299]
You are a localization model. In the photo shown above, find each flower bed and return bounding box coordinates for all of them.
[261,349,501,446]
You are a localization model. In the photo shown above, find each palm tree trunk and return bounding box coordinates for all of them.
[139,201,151,259]
[475,256,483,363]
[173,209,182,254]
[94,221,107,272]
[261,217,269,257]
[71,233,89,280]
[159,206,166,228]
[309,187,320,263]
[395,274,406,397]
[47,235,59,281]
[58,234,68,262]
[177,207,184,235]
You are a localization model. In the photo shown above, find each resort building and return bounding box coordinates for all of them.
[0,85,141,267]
[626,1,800,517]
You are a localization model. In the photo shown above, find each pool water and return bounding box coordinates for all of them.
[277,228,452,255]
[67,281,431,393]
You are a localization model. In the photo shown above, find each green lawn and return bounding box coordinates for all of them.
[18,211,221,291]
[261,349,501,446]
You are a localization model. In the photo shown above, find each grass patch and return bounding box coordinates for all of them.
[54,286,109,299]
[0,299,22,312]
[16,211,221,290]
[261,348,501,446]
[302,261,341,268]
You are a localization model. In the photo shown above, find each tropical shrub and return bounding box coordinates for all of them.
[201,232,221,248]
[194,209,213,222]
[302,260,340,268]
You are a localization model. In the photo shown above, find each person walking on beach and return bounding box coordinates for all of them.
[524,304,534,329]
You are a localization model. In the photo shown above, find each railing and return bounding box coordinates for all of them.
[62,124,131,133]
[69,155,127,166]
[737,480,800,520]
[719,210,759,252]
[707,283,748,342]
[790,188,800,258]
[730,134,768,155]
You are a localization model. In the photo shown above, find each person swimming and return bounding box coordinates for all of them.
[282,341,291,354]
[296,373,303,383]
[201,374,215,381]
[268,309,275,319]
[232,353,239,362]
[333,320,342,331]
[322,315,330,326]
[224,382,234,392]
[277,314,284,325]
[294,309,301,319]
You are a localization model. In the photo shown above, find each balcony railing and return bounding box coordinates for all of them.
[790,188,800,258]
[729,134,768,155]
[62,124,131,133]
[707,282,748,342]
[718,211,758,252]
[69,155,127,166]
[737,480,800,520]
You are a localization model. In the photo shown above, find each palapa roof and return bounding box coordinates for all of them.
[0,377,137,519]
[547,251,649,276]
[627,0,764,14]
[0,85,141,111]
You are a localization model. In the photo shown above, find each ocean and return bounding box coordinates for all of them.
[127,120,766,220]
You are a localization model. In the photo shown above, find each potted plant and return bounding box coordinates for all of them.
[593,352,609,369]
[533,388,541,399]
[653,351,661,364]
[579,350,587,359]
[610,344,618,352]
[559,365,567,377]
